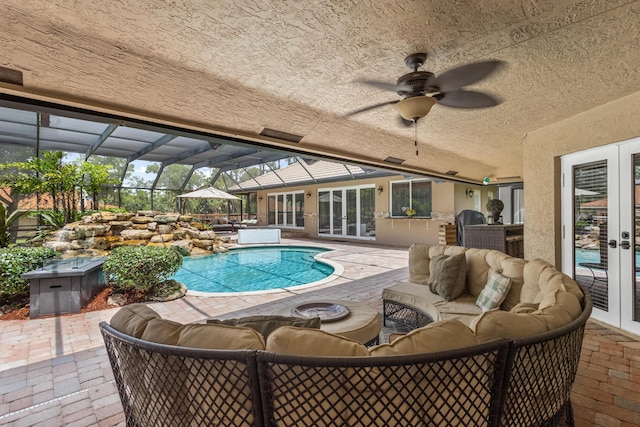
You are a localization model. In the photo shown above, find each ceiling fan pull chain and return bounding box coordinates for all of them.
[414,118,419,156]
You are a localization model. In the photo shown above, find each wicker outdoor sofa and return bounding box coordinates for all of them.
[100,244,591,427]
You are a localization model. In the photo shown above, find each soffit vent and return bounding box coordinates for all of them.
[445,170,458,176]
[383,156,405,165]
[260,128,304,143]
[0,66,23,86]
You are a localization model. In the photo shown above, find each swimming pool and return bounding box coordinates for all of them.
[172,246,342,295]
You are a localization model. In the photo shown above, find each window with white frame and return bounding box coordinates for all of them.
[390,179,432,217]
[267,191,305,227]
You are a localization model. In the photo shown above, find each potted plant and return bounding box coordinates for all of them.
[404,208,416,218]
[486,199,504,224]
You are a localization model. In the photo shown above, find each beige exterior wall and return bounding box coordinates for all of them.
[253,176,499,247]
[523,91,640,265]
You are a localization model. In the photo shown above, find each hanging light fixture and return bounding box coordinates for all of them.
[393,97,437,156]
[393,97,436,121]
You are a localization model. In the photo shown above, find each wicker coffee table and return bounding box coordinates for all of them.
[275,299,381,346]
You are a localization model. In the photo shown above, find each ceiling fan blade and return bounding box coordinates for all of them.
[430,60,504,92]
[435,90,501,109]
[359,79,413,93]
[344,100,399,117]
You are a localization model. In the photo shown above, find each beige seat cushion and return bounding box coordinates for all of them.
[110,303,161,338]
[266,326,368,356]
[177,323,266,350]
[370,319,478,356]
[140,318,183,345]
[470,310,549,342]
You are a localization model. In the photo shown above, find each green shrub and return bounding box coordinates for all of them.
[0,247,60,301]
[103,246,183,293]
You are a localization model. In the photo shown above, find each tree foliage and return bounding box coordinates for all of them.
[0,151,120,224]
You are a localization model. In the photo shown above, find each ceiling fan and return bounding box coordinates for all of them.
[346,53,505,126]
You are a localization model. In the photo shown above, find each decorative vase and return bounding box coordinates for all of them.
[488,211,502,224]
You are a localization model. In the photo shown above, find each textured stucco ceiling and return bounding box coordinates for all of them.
[1,0,639,183]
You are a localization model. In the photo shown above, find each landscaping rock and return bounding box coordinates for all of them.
[120,229,156,240]
[154,214,180,223]
[171,240,193,252]
[111,240,148,248]
[76,224,110,236]
[190,247,212,256]
[150,234,175,243]
[86,236,110,250]
[198,230,217,240]
[132,216,155,224]
[116,212,135,221]
[91,212,118,222]
[157,224,174,234]
[192,239,214,250]
[42,210,233,258]
[173,229,187,240]
[107,293,127,306]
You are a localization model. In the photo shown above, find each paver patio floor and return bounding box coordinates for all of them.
[1,238,638,426]
[0,239,411,426]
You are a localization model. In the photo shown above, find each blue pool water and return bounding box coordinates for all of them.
[574,249,601,265]
[575,248,640,265]
[172,246,335,293]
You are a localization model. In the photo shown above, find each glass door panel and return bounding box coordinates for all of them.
[332,190,343,235]
[346,189,357,236]
[573,160,609,312]
[619,141,640,335]
[318,191,330,235]
[285,194,293,226]
[360,188,375,237]
[277,195,284,225]
[562,145,619,327]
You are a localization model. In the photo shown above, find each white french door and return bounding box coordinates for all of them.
[317,186,375,240]
[561,137,640,334]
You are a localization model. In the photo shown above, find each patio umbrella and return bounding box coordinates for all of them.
[177,187,241,219]
[177,187,240,200]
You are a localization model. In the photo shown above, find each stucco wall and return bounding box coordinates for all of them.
[253,178,508,247]
[523,91,640,265]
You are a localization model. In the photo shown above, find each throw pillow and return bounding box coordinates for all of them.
[427,253,467,301]
[207,315,321,339]
[476,269,512,312]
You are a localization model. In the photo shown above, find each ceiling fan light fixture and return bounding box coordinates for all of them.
[394,96,437,121]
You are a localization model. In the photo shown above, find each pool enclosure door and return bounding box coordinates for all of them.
[318,186,375,240]
[561,138,640,334]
